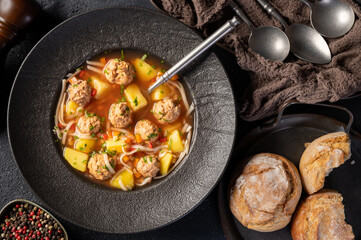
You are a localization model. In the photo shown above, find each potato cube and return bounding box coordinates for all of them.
[63,148,88,172]
[150,84,172,101]
[66,101,79,115]
[110,170,134,190]
[160,153,173,175]
[163,122,182,137]
[89,77,110,99]
[134,58,157,81]
[74,139,96,153]
[124,84,147,111]
[106,139,126,153]
[168,130,184,153]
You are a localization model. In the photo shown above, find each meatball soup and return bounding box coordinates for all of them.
[53,50,193,190]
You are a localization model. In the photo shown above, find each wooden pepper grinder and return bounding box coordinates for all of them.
[0,0,41,70]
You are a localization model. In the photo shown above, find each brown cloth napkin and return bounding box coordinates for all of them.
[156,0,361,121]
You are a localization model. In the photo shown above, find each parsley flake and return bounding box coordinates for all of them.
[133,97,138,107]
[141,54,148,61]
[121,50,125,61]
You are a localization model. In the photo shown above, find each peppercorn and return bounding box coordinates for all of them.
[0,202,66,239]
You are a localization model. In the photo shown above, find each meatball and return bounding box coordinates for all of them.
[103,59,135,85]
[134,120,159,142]
[152,98,181,124]
[88,153,116,180]
[109,102,133,128]
[77,115,101,134]
[68,80,91,106]
[136,155,160,178]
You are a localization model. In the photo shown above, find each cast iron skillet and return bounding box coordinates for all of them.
[218,102,361,239]
[7,7,236,233]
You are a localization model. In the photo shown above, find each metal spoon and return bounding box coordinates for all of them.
[229,1,290,62]
[299,0,355,38]
[148,3,290,93]
[256,0,331,64]
[148,16,239,93]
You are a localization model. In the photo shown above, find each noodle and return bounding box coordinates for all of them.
[86,60,105,67]
[118,179,128,191]
[159,150,170,158]
[58,92,67,127]
[110,169,122,183]
[76,106,84,115]
[122,145,167,155]
[87,65,103,74]
[185,129,192,154]
[135,177,152,186]
[185,103,194,117]
[66,69,81,81]
[118,154,133,173]
[74,129,96,139]
[54,80,67,139]
[102,153,115,174]
[110,169,128,191]
[61,121,75,145]
[181,123,189,134]
[167,81,189,111]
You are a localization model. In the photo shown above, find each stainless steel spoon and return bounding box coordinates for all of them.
[229,1,290,62]
[300,0,354,38]
[256,0,331,64]
[148,16,239,93]
[148,3,290,93]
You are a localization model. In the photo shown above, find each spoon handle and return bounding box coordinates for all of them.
[256,0,288,28]
[148,17,239,93]
[229,1,256,30]
[298,0,312,8]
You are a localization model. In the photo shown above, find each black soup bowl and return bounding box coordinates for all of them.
[7,7,236,233]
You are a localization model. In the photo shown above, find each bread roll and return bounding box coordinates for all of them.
[291,190,354,240]
[229,153,302,232]
[299,132,351,194]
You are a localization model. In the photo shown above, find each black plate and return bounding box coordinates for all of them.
[7,7,236,233]
[218,107,361,239]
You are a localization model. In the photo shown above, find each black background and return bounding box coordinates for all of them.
[1,0,361,239]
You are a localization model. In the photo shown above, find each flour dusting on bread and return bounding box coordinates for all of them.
[299,132,351,194]
[230,153,302,232]
[291,190,354,240]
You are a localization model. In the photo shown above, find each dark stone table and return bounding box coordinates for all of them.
[2,1,361,239]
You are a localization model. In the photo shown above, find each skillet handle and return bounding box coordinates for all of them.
[261,101,354,133]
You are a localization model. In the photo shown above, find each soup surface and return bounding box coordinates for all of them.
[54,49,193,190]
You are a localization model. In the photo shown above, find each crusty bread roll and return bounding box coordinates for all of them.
[229,153,302,232]
[299,132,351,194]
[291,190,354,240]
